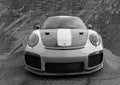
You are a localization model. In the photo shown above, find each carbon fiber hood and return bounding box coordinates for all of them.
[40,29,88,49]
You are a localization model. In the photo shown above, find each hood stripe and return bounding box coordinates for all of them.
[57,29,72,46]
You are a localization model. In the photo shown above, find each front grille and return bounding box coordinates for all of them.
[88,51,103,68]
[25,52,41,69]
[45,62,84,73]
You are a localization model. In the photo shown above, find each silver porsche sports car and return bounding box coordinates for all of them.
[24,16,104,75]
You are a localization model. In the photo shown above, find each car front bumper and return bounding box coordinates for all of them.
[25,63,103,75]
[24,50,104,75]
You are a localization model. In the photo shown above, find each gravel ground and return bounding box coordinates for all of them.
[0,49,120,85]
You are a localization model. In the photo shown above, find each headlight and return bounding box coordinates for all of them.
[89,33,100,46]
[28,33,39,47]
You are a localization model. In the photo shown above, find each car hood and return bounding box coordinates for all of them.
[40,29,88,49]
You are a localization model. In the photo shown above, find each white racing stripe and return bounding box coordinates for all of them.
[57,29,72,46]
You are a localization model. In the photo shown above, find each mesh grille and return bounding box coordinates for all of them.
[45,62,84,73]
[88,51,103,68]
[25,52,41,69]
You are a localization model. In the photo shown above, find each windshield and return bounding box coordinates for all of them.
[42,16,87,29]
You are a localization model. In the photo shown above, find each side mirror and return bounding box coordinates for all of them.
[88,24,93,29]
[33,23,41,30]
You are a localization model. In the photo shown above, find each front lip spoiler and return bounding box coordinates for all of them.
[45,46,84,50]
[25,63,103,76]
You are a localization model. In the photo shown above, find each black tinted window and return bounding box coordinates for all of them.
[42,16,87,29]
